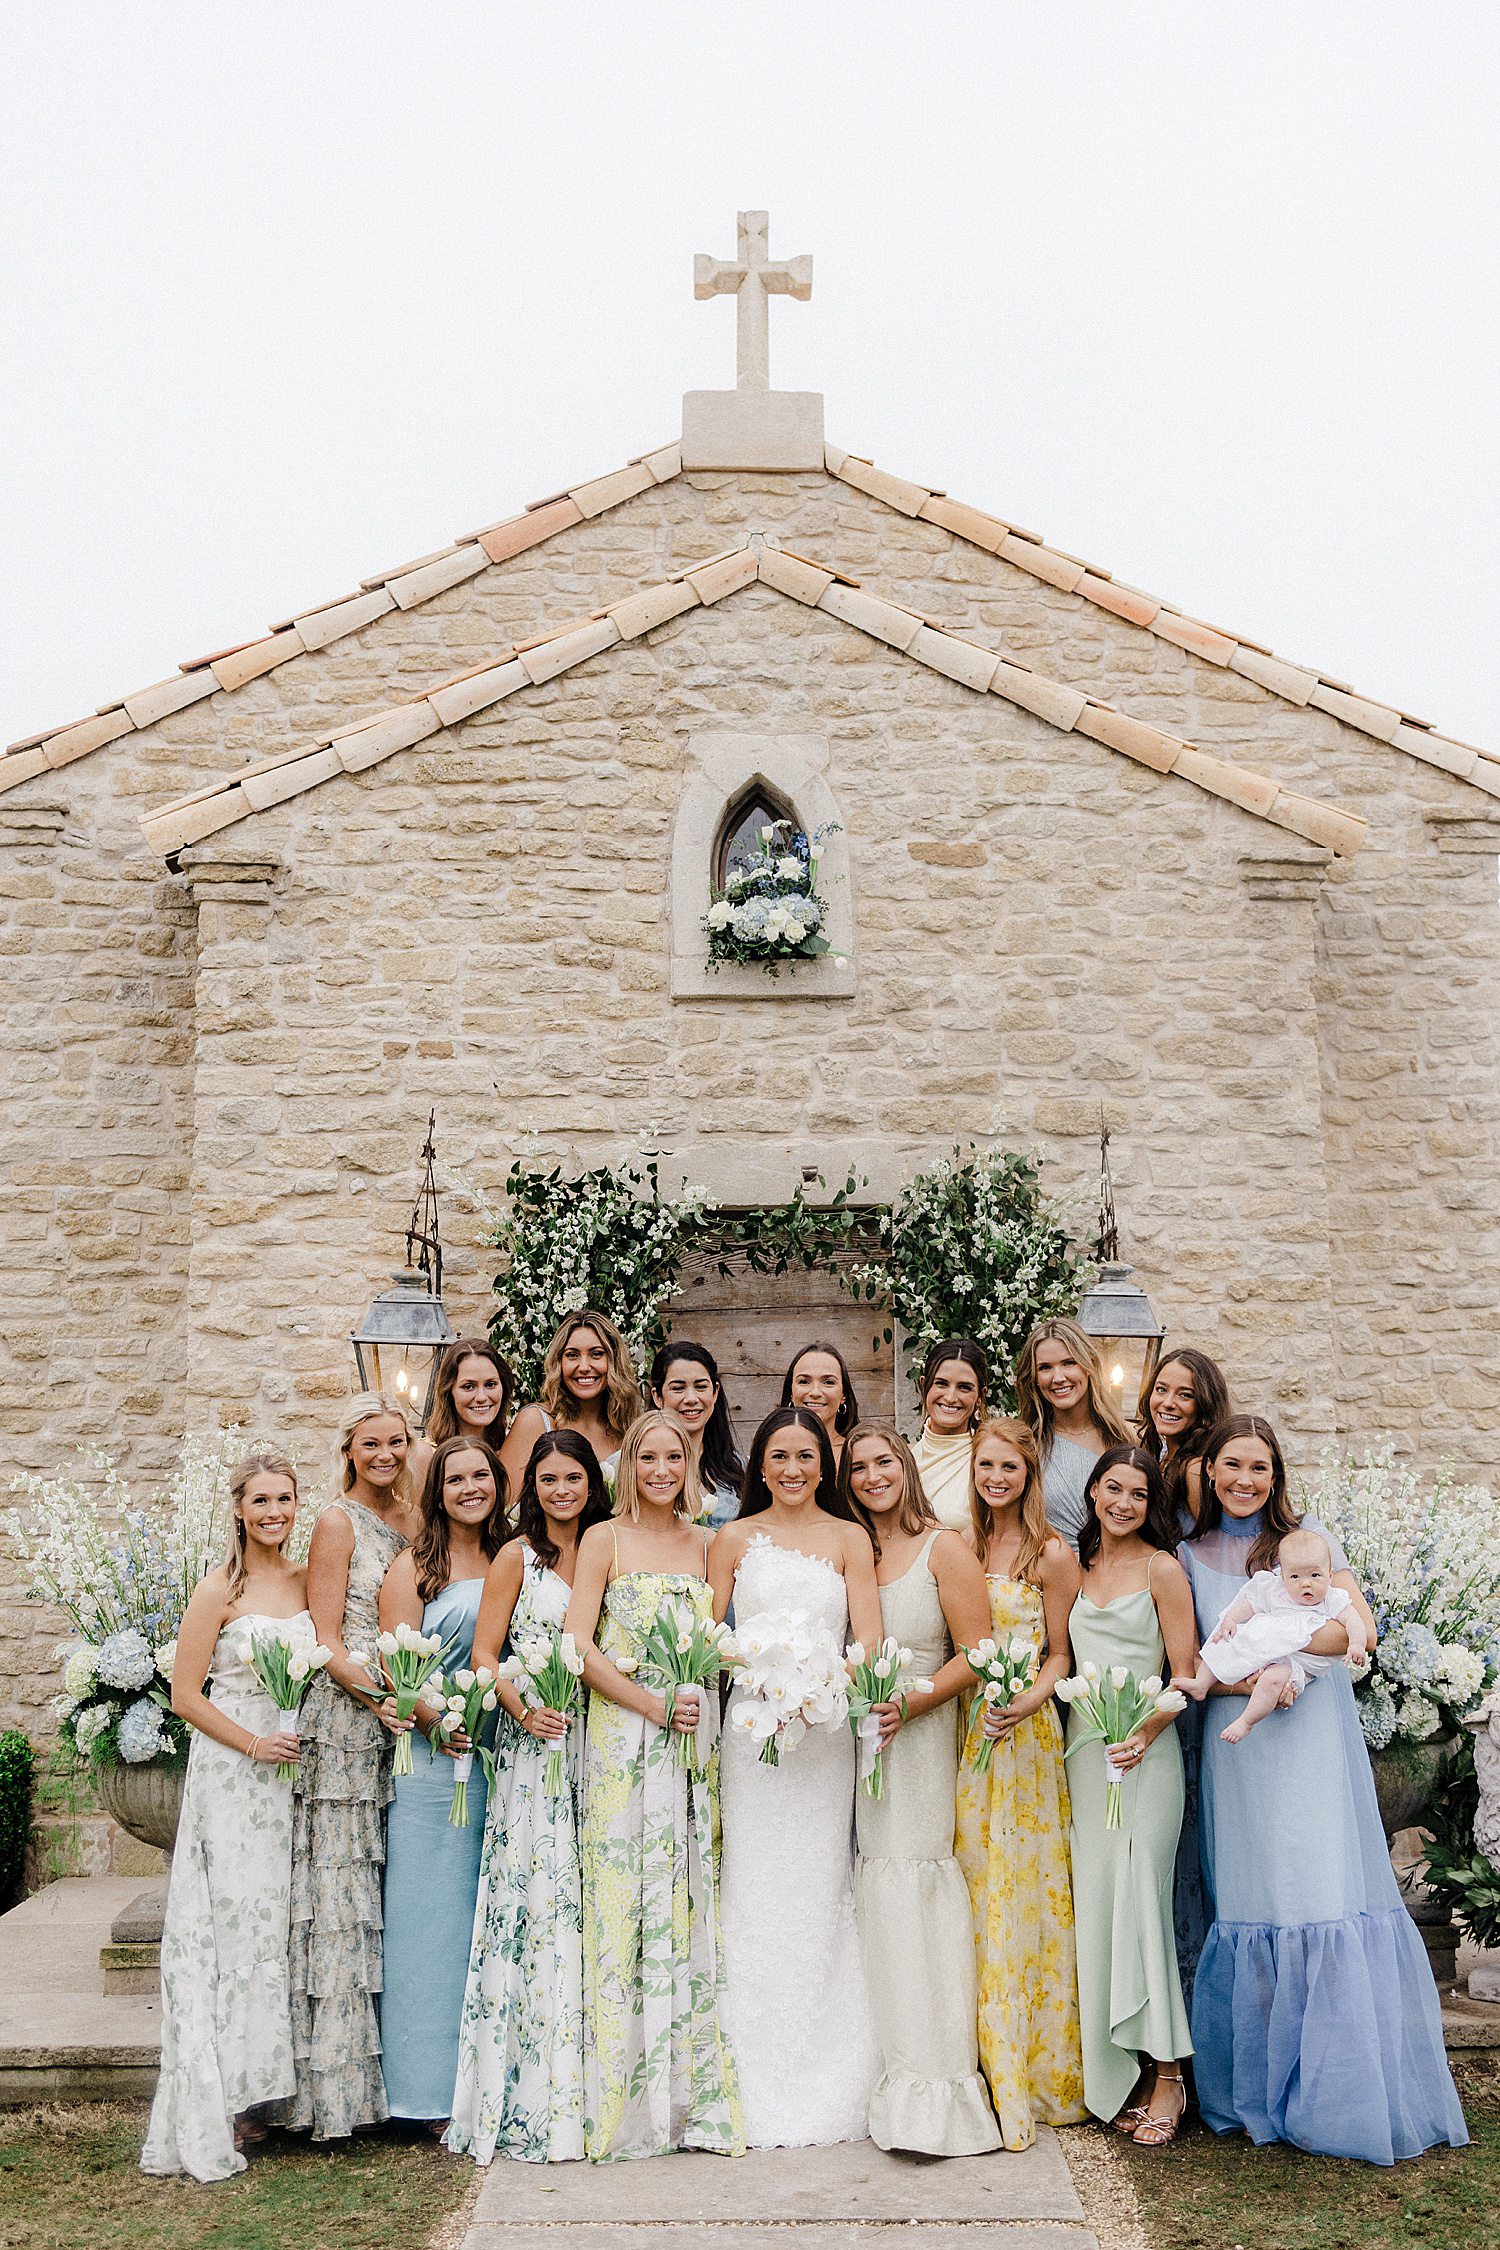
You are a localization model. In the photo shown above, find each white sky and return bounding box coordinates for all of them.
[4,2,1497,749]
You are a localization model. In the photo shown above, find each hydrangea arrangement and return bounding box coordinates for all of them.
[1300,1448,1500,1749]
[704,820,839,976]
[3,1433,253,1770]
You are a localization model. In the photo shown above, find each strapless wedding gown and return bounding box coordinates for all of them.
[719,1533,879,2146]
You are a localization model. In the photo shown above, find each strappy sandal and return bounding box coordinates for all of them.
[1132,2074,1186,2147]
[1112,2103,1149,2134]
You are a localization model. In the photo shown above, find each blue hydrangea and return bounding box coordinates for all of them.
[1380,1620,1443,1690]
[95,1629,156,1692]
[1358,1676,1397,1749]
[116,1697,166,1764]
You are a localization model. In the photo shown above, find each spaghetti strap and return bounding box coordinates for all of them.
[701,1529,711,1574]
[610,1523,619,1580]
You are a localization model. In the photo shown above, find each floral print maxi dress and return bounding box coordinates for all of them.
[447,1550,586,2164]
[581,1565,743,2161]
[954,1574,1086,2148]
[284,1500,407,2140]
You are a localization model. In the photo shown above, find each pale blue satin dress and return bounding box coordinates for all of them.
[380,1576,490,2119]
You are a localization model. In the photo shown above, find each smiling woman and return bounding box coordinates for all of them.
[499,1310,643,1495]
[1015,1320,1134,1556]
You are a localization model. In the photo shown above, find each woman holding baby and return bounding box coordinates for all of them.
[1179,1413,1466,2164]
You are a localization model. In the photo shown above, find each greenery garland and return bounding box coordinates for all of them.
[0,1729,34,1908]
[1420,1735,1500,1952]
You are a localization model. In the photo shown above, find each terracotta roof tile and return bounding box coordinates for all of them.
[123,670,221,728]
[478,497,584,564]
[211,628,307,693]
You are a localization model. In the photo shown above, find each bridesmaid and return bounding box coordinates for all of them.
[955,1417,1086,2149]
[839,1422,1001,2156]
[911,1339,988,1533]
[1067,1445,1196,2146]
[285,1392,420,2140]
[1014,1318,1132,1555]
[1183,1414,1466,2163]
[448,1432,613,2164]
[650,1340,744,1528]
[409,1336,513,1491]
[1137,1347,1229,1524]
[379,1437,508,2128]
[566,1409,743,2160]
[779,1339,860,1468]
[143,1445,311,2183]
[501,1309,642,1490]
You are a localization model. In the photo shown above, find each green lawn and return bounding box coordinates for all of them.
[0,2106,478,2250]
[1123,2054,1500,2250]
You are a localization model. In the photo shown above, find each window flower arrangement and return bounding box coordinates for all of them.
[704,820,840,976]
[1300,1447,1500,1748]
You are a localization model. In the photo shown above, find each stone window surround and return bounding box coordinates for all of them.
[670,730,855,1002]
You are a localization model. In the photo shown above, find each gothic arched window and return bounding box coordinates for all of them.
[714,783,796,890]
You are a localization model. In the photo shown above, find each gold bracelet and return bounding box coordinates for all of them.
[246,1735,261,1762]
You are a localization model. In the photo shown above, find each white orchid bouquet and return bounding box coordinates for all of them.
[1300,1449,1500,1749]
[234,1619,332,1780]
[352,1624,447,1778]
[435,1667,499,1826]
[704,819,840,976]
[637,1597,734,1774]
[846,1636,932,1798]
[1058,1663,1186,1829]
[962,1634,1040,1776]
[499,1628,587,1797]
[727,1608,849,1766]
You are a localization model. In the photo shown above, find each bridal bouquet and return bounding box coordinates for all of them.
[727,1610,848,1766]
[234,1619,332,1781]
[1057,1663,1187,1828]
[351,1623,447,1778]
[962,1635,1040,1776]
[435,1666,500,1826]
[499,1628,587,1797]
[637,1597,735,1773]
[846,1637,932,1798]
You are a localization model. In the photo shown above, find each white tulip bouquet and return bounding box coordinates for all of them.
[846,1637,932,1798]
[726,1609,848,1767]
[435,1666,500,1826]
[637,1597,735,1773]
[233,1619,332,1780]
[1057,1662,1187,1828]
[499,1628,587,1797]
[351,1623,447,1778]
[962,1635,1040,1776]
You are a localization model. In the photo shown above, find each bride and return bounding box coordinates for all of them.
[710,1407,890,2147]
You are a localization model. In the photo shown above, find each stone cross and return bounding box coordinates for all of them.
[694,211,812,394]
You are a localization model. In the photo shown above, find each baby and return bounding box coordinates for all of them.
[1172,1527,1368,1745]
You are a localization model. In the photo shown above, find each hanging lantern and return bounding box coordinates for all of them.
[1075,1116,1166,1423]
[348,1111,455,1431]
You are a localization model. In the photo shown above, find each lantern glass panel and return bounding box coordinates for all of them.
[1096,1334,1163,1427]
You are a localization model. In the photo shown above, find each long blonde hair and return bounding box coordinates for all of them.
[836,1421,936,1561]
[969,1416,1054,1586]
[611,1408,700,1522]
[336,1390,416,1507]
[539,1311,642,1448]
[1014,1317,1132,1460]
[226,1443,299,1600]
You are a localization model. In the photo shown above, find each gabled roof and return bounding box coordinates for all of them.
[0,443,683,798]
[822,444,1500,798]
[138,535,1366,862]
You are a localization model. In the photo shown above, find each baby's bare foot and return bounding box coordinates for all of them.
[1219,1716,1251,1744]
[1170,1673,1208,1703]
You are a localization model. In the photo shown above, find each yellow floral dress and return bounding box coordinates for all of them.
[954,1574,1086,2148]
[580,1566,743,2162]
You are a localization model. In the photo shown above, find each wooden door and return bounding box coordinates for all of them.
[666,1250,894,1449]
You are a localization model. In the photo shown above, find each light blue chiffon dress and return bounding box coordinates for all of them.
[1182,1511,1466,2163]
[381,1576,490,2119]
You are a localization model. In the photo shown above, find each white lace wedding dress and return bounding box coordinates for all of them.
[719,1533,879,2146]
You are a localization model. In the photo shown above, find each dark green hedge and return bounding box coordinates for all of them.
[0,1730,35,1908]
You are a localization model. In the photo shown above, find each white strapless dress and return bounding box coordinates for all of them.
[718,1533,879,2146]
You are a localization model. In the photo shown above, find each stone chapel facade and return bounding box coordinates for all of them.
[4,215,1499,1732]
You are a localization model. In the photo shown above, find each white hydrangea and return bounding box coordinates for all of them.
[73,1703,112,1752]
[1396,1691,1442,1742]
[1435,1644,1487,1705]
[63,1646,98,1703]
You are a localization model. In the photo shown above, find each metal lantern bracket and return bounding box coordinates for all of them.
[348,1113,456,1430]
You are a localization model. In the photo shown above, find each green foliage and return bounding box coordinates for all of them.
[853,1146,1095,1406]
[1421,1735,1500,1952]
[0,1728,35,1906]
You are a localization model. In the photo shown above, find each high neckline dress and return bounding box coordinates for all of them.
[911,1425,974,1534]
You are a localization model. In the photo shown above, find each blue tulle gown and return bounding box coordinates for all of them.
[1182,1511,1466,2163]
[381,1576,490,2119]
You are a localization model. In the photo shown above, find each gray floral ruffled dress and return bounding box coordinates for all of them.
[284,1500,407,2139]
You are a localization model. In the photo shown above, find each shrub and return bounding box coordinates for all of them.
[0,1730,35,1907]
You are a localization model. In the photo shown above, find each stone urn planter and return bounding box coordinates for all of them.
[1369,1736,1456,1840]
[95,1762,185,1994]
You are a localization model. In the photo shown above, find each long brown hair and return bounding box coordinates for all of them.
[1013,1318,1132,1459]
[539,1310,642,1447]
[1076,1445,1178,1570]
[425,1338,514,1450]
[919,1337,989,1428]
[410,1437,509,1603]
[780,1339,861,1435]
[837,1421,936,1561]
[967,1417,1052,1585]
[1138,1346,1231,1511]
[226,1444,299,1601]
[1191,1412,1296,1575]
